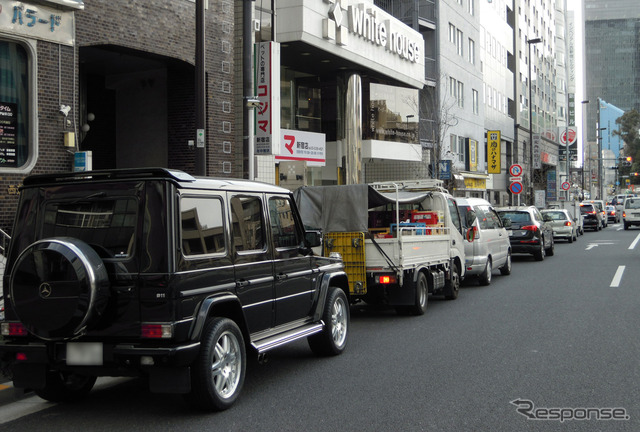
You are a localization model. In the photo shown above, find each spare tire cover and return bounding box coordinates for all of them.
[10,237,110,341]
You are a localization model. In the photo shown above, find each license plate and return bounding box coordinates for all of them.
[67,342,103,366]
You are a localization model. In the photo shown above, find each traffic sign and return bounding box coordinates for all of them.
[561,181,570,191]
[509,181,523,195]
[509,176,523,182]
[509,164,523,177]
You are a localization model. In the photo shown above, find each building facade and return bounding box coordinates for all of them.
[0,0,236,232]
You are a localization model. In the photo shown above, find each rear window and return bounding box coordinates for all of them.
[625,199,640,210]
[580,204,594,213]
[497,211,531,224]
[544,211,566,220]
[42,198,138,259]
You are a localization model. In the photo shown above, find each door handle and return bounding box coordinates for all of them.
[276,273,288,281]
[236,279,250,288]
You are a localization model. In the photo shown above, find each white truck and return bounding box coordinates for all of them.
[294,180,468,315]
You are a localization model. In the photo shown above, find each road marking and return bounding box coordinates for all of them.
[611,266,625,287]
[585,241,615,250]
[629,234,640,250]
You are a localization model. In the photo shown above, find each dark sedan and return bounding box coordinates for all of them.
[496,206,554,261]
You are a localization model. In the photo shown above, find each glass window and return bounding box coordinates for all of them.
[448,198,462,234]
[365,82,419,144]
[43,198,138,259]
[449,24,456,44]
[180,197,226,256]
[457,81,464,107]
[269,197,301,248]
[472,89,479,114]
[230,195,265,252]
[468,38,475,64]
[457,30,464,56]
[0,40,31,170]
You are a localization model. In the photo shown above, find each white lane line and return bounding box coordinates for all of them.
[611,266,625,287]
[629,233,640,250]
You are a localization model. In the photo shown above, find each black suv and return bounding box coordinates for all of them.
[580,202,602,231]
[496,206,555,261]
[0,168,349,410]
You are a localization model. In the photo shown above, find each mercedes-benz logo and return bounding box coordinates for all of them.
[39,282,52,298]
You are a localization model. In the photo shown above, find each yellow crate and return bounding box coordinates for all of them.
[324,232,366,295]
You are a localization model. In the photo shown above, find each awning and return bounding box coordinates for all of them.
[461,172,490,179]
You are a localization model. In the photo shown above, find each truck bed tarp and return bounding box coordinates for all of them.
[293,184,431,232]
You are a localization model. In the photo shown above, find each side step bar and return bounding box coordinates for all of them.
[252,322,324,354]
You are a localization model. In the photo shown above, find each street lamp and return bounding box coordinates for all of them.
[527,37,542,205]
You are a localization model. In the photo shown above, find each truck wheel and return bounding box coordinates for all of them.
[500,251,512,276]
[186,317,246,411]
[478,259,492,286]
[444,262,460,300]
[410,272,428,315]
[35,371,96,403]
[308,287,349,356]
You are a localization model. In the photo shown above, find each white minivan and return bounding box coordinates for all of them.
[455,197,511,285]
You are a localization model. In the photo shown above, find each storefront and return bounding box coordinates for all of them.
[256,0,425,187]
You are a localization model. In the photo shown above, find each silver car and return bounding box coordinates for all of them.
[541,209,578,243]
[456,197,511,286]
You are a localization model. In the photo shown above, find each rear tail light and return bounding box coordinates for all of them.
[564,221,572,226]
[1,322,28,337]
[623,211,627,218]
[521,225,539,232]
[376,274,397,284]
[141,323,173,339]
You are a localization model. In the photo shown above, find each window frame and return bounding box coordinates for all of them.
[0,36,38,174]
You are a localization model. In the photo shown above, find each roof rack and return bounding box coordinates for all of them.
[22,168,196,186]
[369,179,447,193]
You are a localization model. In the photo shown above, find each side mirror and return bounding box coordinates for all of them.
[465,210,477,228]
[465,227,476,242]
[304,230,322,248]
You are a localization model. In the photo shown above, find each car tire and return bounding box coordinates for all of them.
[186,317,246,411]
[444,262,460,300]
[534,241,545,261]
[479,258,492,286]
[309,287,349,355]
[546,237,555,256]
[35,371,97,403]
[500,251,512,276]
[568,233,574,243]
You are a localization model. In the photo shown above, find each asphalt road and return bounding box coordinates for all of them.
[0,224,638,431]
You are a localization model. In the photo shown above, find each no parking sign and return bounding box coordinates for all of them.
[509,181,523,195]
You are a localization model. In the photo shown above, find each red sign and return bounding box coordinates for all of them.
[560,127,577,145]
[561,182,570,191]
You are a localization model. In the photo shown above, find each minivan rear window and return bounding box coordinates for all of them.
[497,211,531,224]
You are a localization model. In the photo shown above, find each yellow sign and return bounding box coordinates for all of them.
[487,130,501,174]
[464,178,486,190]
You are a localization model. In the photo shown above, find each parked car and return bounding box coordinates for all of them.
[622,197,640,230]
[0,168,350,411]
[496,206,554,261]
[605,205,619,223]
[456,198,511,285]
[580,202,601,231]
[541,209,578,243]
[584,200,607,228]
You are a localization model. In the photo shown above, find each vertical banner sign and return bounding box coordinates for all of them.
[487,130,501,174]
[568,93,575,126]
[466,138,478,172]
[533,134,542,169]
[0,102,18,167]
[254,42,281,155]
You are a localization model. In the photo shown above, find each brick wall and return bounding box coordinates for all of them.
[1,0,236,233]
